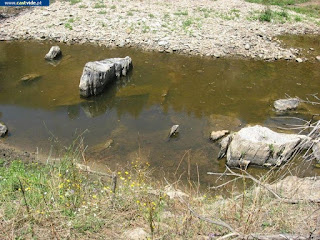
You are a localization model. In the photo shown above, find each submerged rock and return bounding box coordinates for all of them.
[0,123,8,137]
[20,73,41,83]
[79,56,132,97]
[274,98,300,111]
[220,125,310,167]
[45,46,62,60]
[203,114,242,138]
[316,56,320,62]
[210,130,229,141]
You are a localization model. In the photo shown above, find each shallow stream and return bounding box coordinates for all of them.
[0,38,319,188]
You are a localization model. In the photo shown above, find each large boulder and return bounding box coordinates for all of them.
[45,46,62,60]
[274,98,300,111]
[219,125,310,167]
[79,57,132,97]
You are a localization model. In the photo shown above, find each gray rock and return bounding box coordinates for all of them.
[218,135,232,159]
[124,228,148,240]
[79,56,132,97]
[296,57,303,63]
[210,130,229,141]
[316,56,320,62]
[158,40,168,46]
[45,46,62,60]
[169,124,179,137]
[312,140,320,161]
[20,73,41,83]
[222,125,310,167]
[274,98,300,111]
[0,123,8,137]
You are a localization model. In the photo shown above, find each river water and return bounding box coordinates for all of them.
[0,39,319,188]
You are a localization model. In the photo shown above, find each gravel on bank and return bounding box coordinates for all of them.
[0,0,320,60]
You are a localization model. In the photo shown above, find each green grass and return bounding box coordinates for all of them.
[174,10,188,16]
[249,8,291,22]
[182,18,193,28]
[289,5,320,18]
[110,5,116,9]
[94,2,106,8]
[64,23,73,30]
[67,0,81,5]
[127,11,134,16]
[98,10,107,14]
[245,0,310,6]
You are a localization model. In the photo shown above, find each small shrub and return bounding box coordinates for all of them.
[259,8,272,22]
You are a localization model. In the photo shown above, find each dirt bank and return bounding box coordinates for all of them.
[0,0,319,60]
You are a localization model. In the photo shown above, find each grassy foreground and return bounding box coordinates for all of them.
[0,146,319,239]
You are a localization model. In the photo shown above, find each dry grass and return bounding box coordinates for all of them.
[0,139,319,239]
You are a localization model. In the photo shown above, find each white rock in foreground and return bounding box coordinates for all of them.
[220,125,310,167]
[79,57,132,97]
[45,46,61,60]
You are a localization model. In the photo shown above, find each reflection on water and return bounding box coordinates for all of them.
[0,40,319,188]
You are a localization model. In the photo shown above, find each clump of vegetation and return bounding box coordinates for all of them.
[67,0,81,5]
[289,5,320,18]
[174,10,188,16]
[64,23,73,30]
[249,7,291,22]
[0,140,318,239]
[245,0,310,6]
[94,2,106,9]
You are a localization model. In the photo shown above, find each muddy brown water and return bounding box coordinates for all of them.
[0,39,319,191]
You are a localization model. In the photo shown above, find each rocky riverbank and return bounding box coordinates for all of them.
[0,0,320,60]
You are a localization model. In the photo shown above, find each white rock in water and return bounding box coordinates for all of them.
[316,56,320,62]
[274,98,300,111]
[0,123,8,137]
[169,125,179,137]
[79,56,132,97]
[45,46,62,60]
[296,58,303,63]
[221,125,310,167]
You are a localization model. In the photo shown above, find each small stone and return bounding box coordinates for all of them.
[158,40,168,46]
[296,58,303,63]
[245,44,250,50]
[169,125,179,137]
[45,46,62,60]
[310,48,314,51]
[210,130,229,141]
[0,123,8,137]
[315,56,320,62]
